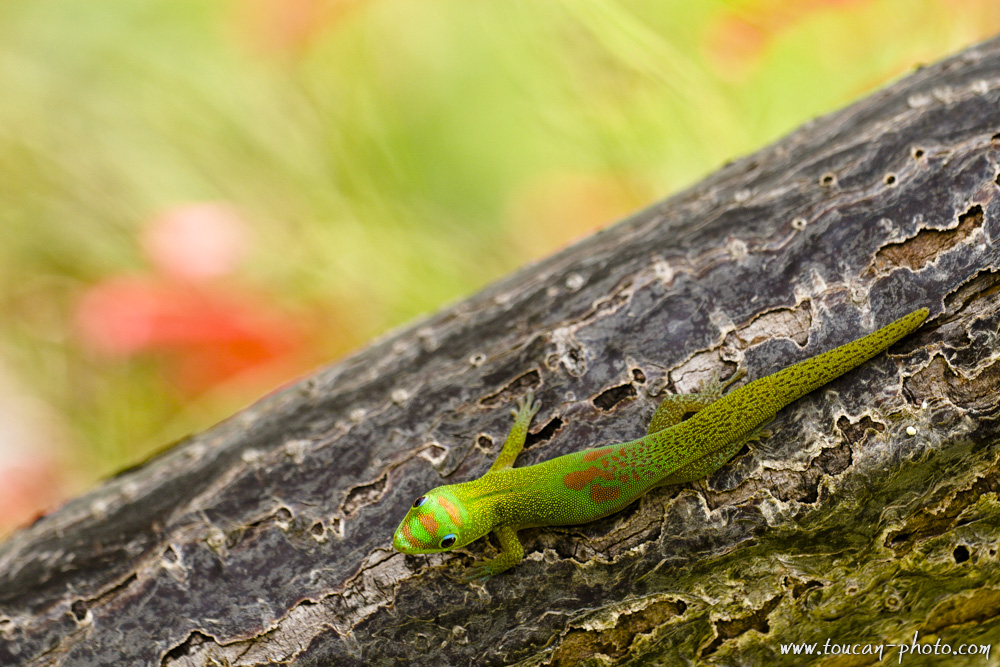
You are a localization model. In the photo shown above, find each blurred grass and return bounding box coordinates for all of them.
[0,0,997,534]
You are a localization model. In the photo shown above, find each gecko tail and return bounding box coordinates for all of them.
[763,307,928,409]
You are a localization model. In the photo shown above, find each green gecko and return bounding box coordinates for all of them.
[392,308,928,581]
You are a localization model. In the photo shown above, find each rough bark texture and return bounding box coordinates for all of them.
[3,37,1000,667]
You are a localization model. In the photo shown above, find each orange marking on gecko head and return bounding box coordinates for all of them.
[401,522,423,548]
[590,482,620,503]
[437,496,462,527]
[418,512,439,536]
[583,447,612,462]
[563,466,614,491]
[618,472,630,484]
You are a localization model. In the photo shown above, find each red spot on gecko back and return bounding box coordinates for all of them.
[590,482,621,503]
[563,466,615,491]
[582,447,612,462]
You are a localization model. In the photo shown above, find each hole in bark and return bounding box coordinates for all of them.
[836,415,884,449]
[791,580,823,599]
[908,353,1000,412]
[565,348,585,371]
[113,573,138,595]
[480,370,541,406]
[275,508,292,522]
[995,172,999,187]
[792,217,807,230]
[550,599,688,664]
[593,383,637,411]
[814,441,852,477]
[163,546,179,563]
[944,268,1000,313]
[953,545,970,563]
[884,173,897,186]
[343,474,388,516]
[225,529,243,549]
[963,204,987,226]
[869,204,983,274]
[526,417,563,448]
[736,304,812,346]
[477,435,493,449]
[70,600,87,621]
[798,485,819,504]
[992,132,1000,142]
[912,147,925,159]
[631,368,646,384]
[163,630,214,661]
[701,596,781,656]
[310,521,324,537]
[888,531,911,547]
[819,172,836,187]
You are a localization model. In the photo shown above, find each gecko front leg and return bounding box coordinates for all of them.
[461,525,524,583]
[462,392,537,581]
[489,390,541,472]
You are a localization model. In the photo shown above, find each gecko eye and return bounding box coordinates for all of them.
[440,534,457,549]
[412,496,427,509]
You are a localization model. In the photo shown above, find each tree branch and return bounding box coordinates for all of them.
[3,35,1000,667]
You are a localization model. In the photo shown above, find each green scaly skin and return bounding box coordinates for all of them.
[392,308,929,581]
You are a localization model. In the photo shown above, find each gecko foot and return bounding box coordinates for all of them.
[512,389,542,421]
[460,560,500,584]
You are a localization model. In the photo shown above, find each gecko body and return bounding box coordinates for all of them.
[392,308,928,580]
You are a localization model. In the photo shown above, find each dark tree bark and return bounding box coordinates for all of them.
[3,36,1000,667]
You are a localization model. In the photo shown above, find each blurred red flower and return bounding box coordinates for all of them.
[0,457,63,535]
[77,277,308,394]
[76,203,314,395]
[0,380,70,536]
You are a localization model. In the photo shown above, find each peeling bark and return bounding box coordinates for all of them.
[3,36,1000,667]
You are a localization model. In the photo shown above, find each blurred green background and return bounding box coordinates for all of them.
[1,0,997,535]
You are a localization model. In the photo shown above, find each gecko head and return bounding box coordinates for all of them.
[392,486,477,554]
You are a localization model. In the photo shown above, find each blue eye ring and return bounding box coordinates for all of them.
[440,534,457,549]
[412,496,427,508]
